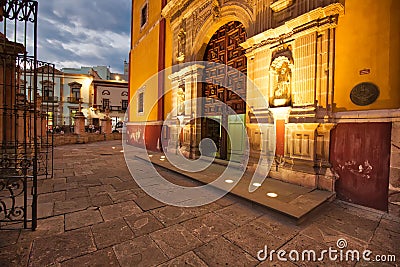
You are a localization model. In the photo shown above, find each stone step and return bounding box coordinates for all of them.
[135,153,335,224]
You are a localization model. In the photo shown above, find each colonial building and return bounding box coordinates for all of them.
[92,79,129,127]
[57,69,94,130]
[61,63,129,129]
[128,0,400,212]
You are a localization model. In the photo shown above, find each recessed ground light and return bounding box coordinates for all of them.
[161,156,166,159]
[160,158,165,161]
[225,179,234,184]
[253,183,262,187]
[148,155,153,157]
[112,147,116,149]
[120,150,124,153]
[267,192,278,198]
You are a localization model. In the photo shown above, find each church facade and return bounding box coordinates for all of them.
[128,0,400,212]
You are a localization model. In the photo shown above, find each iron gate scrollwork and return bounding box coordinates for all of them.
[0,0,55,230]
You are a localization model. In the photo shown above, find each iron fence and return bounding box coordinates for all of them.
[0,0,54,231]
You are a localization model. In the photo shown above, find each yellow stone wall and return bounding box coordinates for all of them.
[164,18,173,119]
[334,0,400,111]
[129,0,173,122]
[130,0,160,122]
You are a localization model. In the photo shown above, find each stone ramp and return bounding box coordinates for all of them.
[136,153,335,223]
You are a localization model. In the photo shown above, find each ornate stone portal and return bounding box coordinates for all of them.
[162,1,345,191]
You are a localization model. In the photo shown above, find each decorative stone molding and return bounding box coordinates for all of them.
[168,64,205,82]
[241,3,344,52]
[270,0,293,13]
[333,109,400,123]
[211,0,221,20]
[285,123,319,161]
[163,0,255,63]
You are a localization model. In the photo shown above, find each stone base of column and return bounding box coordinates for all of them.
[101,118,112,134]
[74,112,86,135]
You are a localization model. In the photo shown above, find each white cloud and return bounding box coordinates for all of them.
[36,0,131,73]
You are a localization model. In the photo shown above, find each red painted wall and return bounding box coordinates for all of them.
[276,120,285,156]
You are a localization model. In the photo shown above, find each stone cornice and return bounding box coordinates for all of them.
[241,3,344,52]
[270,0,293,13]
[161,0,180,19]
[162,0,190,20]
[168,64,205,81]
[162,0,215,31]
[333,109,400,122]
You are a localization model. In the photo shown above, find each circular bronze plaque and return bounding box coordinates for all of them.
[350,82,380,106]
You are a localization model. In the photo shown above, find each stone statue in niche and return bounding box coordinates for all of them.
[274,61,291,102]
[269,45,294,107]
[177,85,185,115]
[177,29,186,62]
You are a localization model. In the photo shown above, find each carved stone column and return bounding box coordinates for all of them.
[168,64,205,158]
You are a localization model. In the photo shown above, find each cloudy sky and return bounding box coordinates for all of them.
[37,0,131,73]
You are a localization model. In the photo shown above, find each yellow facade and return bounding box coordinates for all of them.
[130,0,159,122]
[163,18,173,119]
[129,0,173,123]
[335,0,400,111]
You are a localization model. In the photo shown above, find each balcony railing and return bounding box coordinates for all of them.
[110,106,121,111]
[42,96,59,103]
[67,97,83,104]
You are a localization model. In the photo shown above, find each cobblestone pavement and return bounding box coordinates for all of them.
[0,140,399,266]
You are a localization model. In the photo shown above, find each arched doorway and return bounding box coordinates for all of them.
[202,21,247,161]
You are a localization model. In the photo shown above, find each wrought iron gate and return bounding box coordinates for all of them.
[0,0,55,230]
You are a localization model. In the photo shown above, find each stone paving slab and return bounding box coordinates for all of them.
[157,251,208,267]
[91,218,134,249]
[0,241,32,267]
[194,237,259,266]
[99,201,142,221]
[124,212,164,237]
[60,248,120,267]
[150,224,203,259]
[113,235,168,267]
[0,141,398,266]
[54,197,91,215]
[181,212,237,243]
[28,228,96,266]
[65,208,103,231]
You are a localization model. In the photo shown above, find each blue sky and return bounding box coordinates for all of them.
[37,0,131,73]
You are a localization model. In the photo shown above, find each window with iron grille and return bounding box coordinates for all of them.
[140,1,148,29]
[72,87,81,99]
[122,100,128,110]
[138,92,144,113]
[103,99,110,110]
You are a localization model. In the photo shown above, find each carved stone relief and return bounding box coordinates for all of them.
[177,28,186,62]
[211,0,221,20]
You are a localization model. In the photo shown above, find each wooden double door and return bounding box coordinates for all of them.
[202,21,247,160]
